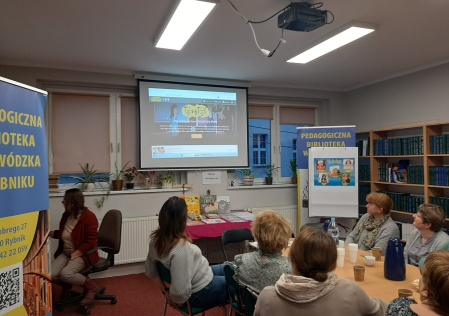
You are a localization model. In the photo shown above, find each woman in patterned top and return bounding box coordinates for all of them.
[234,210,293,293]
[345,192,400,255]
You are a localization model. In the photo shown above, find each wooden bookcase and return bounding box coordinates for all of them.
[357,122,449,228]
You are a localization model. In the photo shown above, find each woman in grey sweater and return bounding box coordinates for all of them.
[145,196,228,309]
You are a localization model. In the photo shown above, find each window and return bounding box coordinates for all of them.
[48,91,138,184]
[246,103,316,184]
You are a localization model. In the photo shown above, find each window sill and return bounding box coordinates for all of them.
[227,183,297,190]
[49,187,189,197]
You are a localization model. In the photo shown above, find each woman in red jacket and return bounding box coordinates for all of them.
[50,188,100,305]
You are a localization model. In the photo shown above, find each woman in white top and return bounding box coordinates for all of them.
[145,196,228,309]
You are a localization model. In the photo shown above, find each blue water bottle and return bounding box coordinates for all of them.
[384,237,406,281]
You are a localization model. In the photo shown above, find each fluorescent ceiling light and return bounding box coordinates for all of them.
[155,0,217,50]
[287,21,377,64]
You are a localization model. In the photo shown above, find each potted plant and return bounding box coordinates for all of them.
[262,163,280,185]
[71,163,109,192]
[157,172,175,189]
[110,161,130,191]
[289,159,297,184]
[236,169,255,186]
[124,166,139,189]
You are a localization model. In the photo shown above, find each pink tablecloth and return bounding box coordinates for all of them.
[186,220,252,240]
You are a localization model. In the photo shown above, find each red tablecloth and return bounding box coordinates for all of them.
[186,220,252,240]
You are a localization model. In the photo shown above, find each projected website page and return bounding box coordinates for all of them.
[147,88,238,159]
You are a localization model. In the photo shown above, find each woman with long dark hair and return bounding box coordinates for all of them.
[50,188,100,305]
[145,196,228,309]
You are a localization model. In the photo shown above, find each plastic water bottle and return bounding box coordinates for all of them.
[327,217,340,246]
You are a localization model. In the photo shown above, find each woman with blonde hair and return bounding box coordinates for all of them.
[345,192,400,254]
[403,203,449,266]
[255,227,387,315]
[234,210,293,293]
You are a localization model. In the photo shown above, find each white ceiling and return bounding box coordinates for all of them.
[1,0,449,91]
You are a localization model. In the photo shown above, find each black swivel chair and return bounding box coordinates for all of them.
[221,228,254,262]
[55,209,122,315]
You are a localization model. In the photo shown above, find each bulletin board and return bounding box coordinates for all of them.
[308,147,358,218]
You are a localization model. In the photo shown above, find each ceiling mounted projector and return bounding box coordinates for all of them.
[278,1,328,32]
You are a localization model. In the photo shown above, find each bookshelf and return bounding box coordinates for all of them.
[357,123,449,228]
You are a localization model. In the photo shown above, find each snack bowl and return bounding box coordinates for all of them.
[364,255,376,266]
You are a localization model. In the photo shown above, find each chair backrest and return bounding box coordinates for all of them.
[242,286,258,315]
[221,228,254,261]
[157,261,172,284]
[98,209,122,255]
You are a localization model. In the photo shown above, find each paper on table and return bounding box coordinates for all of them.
[231,211,255,221]
[202,219,226,224]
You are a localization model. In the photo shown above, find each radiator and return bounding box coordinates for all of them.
[248,205,298,235]
[100,216,159,265]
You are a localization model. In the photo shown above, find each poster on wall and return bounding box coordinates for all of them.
[0,77,51,316]
[296,126,356,228]
[308,147,358,218]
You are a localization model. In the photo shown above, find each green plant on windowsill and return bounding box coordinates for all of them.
[261,163,280,185]
[71,163,109,189]
[289,159,297,184]
[236,168,257,186]
[110,161,130,181]
[157,172,175,188]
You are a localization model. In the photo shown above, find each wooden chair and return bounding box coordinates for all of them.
[156,261,227,316]
[221,228,254,262]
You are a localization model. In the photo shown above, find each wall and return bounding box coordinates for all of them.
[2,65,347,223]
[345,62,449,131]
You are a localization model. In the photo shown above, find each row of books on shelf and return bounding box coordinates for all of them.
[429,134,449,154]
[377,160,411,183]
[357,139,370,156]
[359,165,370,181]
[382,191,424,214]
[429,166,449,186]
[430,196,449,217]
[373,136,423,156]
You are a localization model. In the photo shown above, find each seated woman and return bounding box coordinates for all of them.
[345,192,400,255]
[403,204,449,266]
[234,210,293,293]
[145,196,228,309]
[387,250,449,316]
[50,188,100,305]
[254,227,387,315]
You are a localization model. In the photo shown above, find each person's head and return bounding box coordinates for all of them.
[252,211,293,254]
[289,227,337,282]
[419,250,449,314]
[366,192,393,215]
[152,196,190,257]
[413,204,446,232]
[62,188,85,218]
[170,104,178,118]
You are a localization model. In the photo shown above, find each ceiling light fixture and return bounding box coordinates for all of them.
[155,0,218,50]
[287,21,377,64]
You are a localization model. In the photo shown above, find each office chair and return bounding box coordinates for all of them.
[156,261,227,316]
[54,209,122,315]
[223,261,245,316]
[221,228,254,262]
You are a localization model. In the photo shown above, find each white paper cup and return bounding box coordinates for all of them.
[337,247,345,267]
[338,240,344,248]
[348,243,358,251]
[349,250,358,263]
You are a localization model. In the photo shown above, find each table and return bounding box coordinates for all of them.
[186,217,253,264]
[186,219,252,240]
[283,246,421,303]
